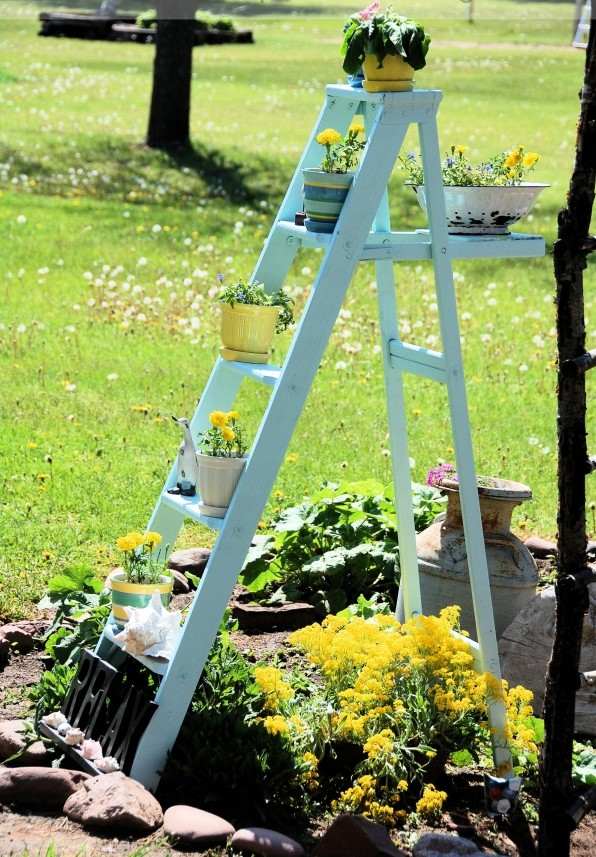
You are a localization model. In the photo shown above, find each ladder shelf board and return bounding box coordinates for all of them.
[103,622,173,676]
[160,491,225,530]
[325,84,442,105]
[276,222,545,261]
[225,360,281,387]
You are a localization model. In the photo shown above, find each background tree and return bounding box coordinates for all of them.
[538,12,596,857]
[146,0,199,150]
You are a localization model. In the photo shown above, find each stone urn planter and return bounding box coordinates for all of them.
[416,477,538,638]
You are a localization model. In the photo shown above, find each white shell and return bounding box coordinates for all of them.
[41,711,68,729]
[96,756,120,773]
[57,721,70,736]
[81,739,103,760]
[64,727,85,747]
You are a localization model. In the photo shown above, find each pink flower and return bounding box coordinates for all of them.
[358,0,380,21]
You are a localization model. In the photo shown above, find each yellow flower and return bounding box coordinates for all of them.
[316,128,342,146]
[454,145,468,155]
[523,152,539,168]
[221,426,236,442]
[262,715,289,736]
[349,122,365,136]
[416,783,447,818]
[144,531,162,549]
[116,532,144,552]
[209,410,229,428]
[255,666,294,711]
[226,410,240,421]
[504,149,522,168]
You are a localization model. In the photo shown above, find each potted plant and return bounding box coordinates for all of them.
[110,531,172,624]
[218,279,294,364]
[303,123,366,234]
[341,3,431,93]
[401,144,547,235]
[197,410,248,517]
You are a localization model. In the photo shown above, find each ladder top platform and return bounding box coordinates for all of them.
[326,84,443,106]
[277,222,546,261]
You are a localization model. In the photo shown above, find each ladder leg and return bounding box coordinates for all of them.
[130,109,412,790]
[418,117,512,775]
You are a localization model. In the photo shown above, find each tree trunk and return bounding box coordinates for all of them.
[146,0,198,150]
[538,16,596,857]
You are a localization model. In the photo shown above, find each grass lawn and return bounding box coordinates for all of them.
[0,0,595,619]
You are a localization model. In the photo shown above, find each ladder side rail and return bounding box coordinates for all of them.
[130,103,412,789]
[364,103,424,619]
[251,95,360,291]
[418,115,512,775]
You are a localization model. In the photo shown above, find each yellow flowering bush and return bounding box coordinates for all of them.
[402,143,541,187]
[255,666,295,711]
[416,783,448,819]
[198,410,247,457]
[115,530,169,584]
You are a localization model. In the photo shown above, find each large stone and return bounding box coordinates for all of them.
[63,771,163,833]
[232,601,317,632]
[0,720,50,766]
[0,620,47,654]
[168,547,210,580]
[313,814,407,857]
[0,766,89,808]
[231,827,305,857]
[499,585,596,735]
[171,569,191,595]
[163,805,234,847]
[523,535,557,560]
[413,833,485,856]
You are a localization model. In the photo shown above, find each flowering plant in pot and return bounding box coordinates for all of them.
[197,410,248,518]
[401,144,547,235]
[341,3,431,93]
[303,123,366,234]
[218,279,294,364]
[110,531,172,624]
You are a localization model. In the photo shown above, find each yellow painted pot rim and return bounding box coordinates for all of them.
[110,570,172,594]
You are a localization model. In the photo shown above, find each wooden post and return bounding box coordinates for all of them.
[146,0,198,150]
[538,15,596,857]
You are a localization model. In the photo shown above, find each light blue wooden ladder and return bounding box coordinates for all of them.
[96,85,545,790]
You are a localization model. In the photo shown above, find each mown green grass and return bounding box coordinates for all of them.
[0,1,595,619]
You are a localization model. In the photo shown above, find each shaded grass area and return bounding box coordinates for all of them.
[0,2,595,619]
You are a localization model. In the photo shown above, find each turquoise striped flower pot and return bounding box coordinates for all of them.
[110,569,173,625]
[302,169,354,234]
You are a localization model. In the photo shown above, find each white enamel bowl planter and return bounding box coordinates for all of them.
[197,453,247,518]
[413,183,548,235]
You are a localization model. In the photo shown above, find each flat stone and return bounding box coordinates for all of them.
[163,805,234,846]
[499,585,596,735]
[523,536,557,560]
[0,720,50,766]
[63,771,163,833]
[232,601,317,632]
[413,833,483,856]
[168,547,210,579]
[231,827,305,857]
[0,766,89,808]
[0,620,47,654]
[171,569,191,595]
[313,814,407,857]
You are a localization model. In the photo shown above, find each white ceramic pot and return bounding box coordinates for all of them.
[197,453,247,518]
[413,183,548,235]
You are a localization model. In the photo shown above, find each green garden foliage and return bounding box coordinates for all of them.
[342,9,431,74]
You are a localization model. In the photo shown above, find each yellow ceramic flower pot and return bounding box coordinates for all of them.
[363,54,415,93]
[109,569,173,624]
[220,303,281,364]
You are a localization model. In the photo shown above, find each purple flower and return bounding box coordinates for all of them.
[446,157,454,168]
[426,462,456,487]
[216,272,225,282]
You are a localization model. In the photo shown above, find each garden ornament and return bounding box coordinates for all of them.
[171,416,199,496]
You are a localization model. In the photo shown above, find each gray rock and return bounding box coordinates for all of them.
[163,805,234,846]
[523,536,557,560]
[413,833,503,856]
[499,585,596,735]
[63,771,163,833]
[168,547,210,579]
[0,620,47,654]
[0,720,50,766]
[0,766,89,808]
[231,827,305,857]
[313,814,407,857]
[171,569,191,595]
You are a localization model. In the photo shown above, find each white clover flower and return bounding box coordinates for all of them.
[16,214,26,224]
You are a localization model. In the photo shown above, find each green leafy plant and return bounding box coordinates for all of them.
[401,145,541,188]
[341,4,431,75]
[572,740,596,786]
[30,662,77,720]
[315,124,366,174]
[218,279,294,333]
[240,479,444,615]
[198,409,248,457]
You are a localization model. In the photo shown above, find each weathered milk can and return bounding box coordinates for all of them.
[416,476,538,638]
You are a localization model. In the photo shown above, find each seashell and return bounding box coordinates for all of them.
[95,756,120,773]
[64,727,85,747]
[81,739,103,760]
[41,711,68,729]
[57,721,70,736]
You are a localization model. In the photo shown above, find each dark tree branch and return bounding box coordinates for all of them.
[538,14,596,857]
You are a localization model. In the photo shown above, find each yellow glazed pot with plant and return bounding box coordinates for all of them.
[218,279,294,364]
[341,3,431,93]
[196,410,248,518]
[110,531,172,624]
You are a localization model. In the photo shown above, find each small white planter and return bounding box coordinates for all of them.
[197,453,247,518]
[413,183,548,235]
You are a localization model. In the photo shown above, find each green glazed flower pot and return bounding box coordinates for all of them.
[110,569,173,624]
